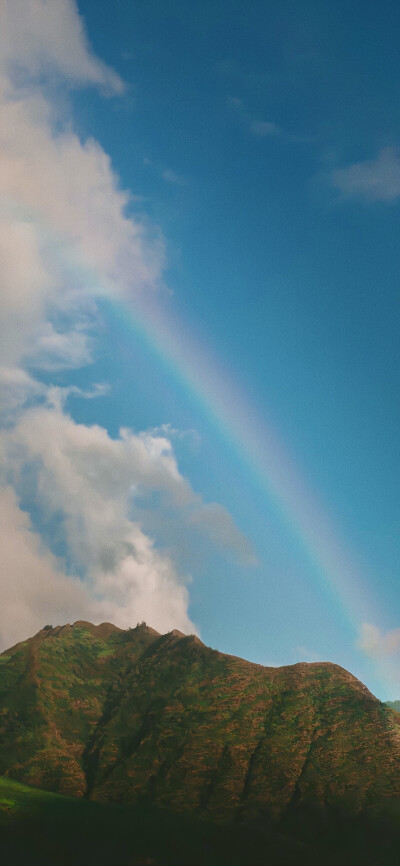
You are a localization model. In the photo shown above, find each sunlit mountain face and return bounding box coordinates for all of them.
[1,621,400,865]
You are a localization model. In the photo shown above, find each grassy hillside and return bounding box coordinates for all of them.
[1,621,400,862]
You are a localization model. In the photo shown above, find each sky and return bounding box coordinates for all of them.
[0,0,400,699]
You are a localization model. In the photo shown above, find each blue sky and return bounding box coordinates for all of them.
[1,0,400,699]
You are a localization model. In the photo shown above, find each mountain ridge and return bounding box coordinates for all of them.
[1,619,400,861]
[2,619,380,693]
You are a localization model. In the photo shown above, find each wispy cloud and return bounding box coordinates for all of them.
[143,157,187,187]
[331,147,400,202]
[227,96,280,139]
[358,622,400,658]
[147,422,201,446]
[249,120,279,138]
[296,645,322,663]
[161,168,186,186]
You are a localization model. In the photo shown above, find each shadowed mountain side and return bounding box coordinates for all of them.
[0,620,400,859]
[0,776,332,866]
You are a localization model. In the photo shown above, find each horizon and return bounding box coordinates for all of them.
[1,0,400,700]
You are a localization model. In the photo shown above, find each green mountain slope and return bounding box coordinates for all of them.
[386,700,400,713]
[1,621,400,862]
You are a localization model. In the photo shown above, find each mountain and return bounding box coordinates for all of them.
[1,621,400,864]
[386,700,400,713]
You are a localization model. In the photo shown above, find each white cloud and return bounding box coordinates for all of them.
[0,0,190,640]
[0,367,45,423]
[45,382,110,412]
[147,422,201,445]
[31,321,94,371]
[358,622,400,658]
[2,403,254,643]
[0,216,54,366]
[0,0,124,93]
[8,405,192,517]
[5,404,253,570]
[0,1,164,374]
[0,484,194,652]
[0,0,254,645]
[0,83,164,298]
[0,405,198,645]
[331,147,400,202]
[0,485,93,651]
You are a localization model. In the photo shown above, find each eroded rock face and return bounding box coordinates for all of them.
[0,621,399,828]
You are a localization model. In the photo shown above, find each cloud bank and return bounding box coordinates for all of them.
[0,0,253,649]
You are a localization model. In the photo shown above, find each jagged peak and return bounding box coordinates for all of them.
[130,622,161,638]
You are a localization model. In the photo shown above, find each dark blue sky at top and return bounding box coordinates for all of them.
[62,0,400,695]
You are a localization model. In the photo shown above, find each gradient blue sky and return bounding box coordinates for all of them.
[1,0,400,699]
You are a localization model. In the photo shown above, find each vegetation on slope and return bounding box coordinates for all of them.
[1,621,400,862]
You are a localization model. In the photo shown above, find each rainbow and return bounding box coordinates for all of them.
[9,204,392,696]
[108,292,398,698]
[110,293,378,624]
